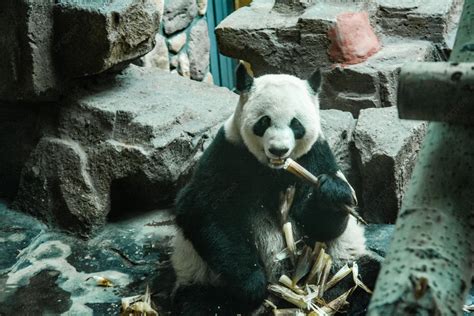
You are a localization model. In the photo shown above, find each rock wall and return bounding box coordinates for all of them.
[140,0,213,83]
[12,66,235,235]
[216,0,461,116]
[0,0,230,236]
[0,0,161,102]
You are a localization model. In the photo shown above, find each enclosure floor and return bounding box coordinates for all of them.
[0,202,176,315]
[0,202,472,315]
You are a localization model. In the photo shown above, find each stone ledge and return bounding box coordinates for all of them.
[321,38,437,117]
[353,106,427,223]
[55,0,161,78]
[13,66,237,235]
[0,0,60,102]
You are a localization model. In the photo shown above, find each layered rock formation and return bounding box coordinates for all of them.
[141,0,212,82]
[0,0,221,235]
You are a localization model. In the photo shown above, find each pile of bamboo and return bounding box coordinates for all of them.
[268,186,371,316]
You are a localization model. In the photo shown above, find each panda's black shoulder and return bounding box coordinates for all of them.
[190,127,254,178]
[175,128,254,213]
[298,136,340,176]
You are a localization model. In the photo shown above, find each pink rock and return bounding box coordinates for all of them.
[328,12,381,65]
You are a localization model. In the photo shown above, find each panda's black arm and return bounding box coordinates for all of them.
[175,186,267,308]
[292,138,355,242]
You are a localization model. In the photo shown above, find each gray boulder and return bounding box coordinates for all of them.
[162,0,198,35]
[142,33,171,71]
[320,39,437,117]
[364,224,395,257]
[320,109,357,188]
[353,107,427,223]
[54,0,161,78]
[375,0,462,44]
[0,104,50,199]
[273,0,316,13]
[188,19,211,81]
[14,65,237,235]
[0,0,60,101]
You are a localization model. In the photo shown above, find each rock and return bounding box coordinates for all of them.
[142,33,170,71]
[0,104,49,199]
[170,54,179,69]
[320,39,436,117]
[54,0,161,78]
[14,65,237,234]
[15,137,105,233]
[375,0,462,44]
[0,202,176,315]
[320,109,357,188]
[364,224,395,257]
[0,203,46,274]
[216,0,372,78]
[167,32,187,54]
[178,52,191,78]
[203,72,214,84]
[163,0,198,35]
[188,19,210,81]
[273,0,316,13]
[328,12,381,65]
[353,106,427,223]
[0,0,60,101]
[197,0,208,15]
[153,0,165,22]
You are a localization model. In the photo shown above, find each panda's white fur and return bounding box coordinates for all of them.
[172,72,368,291]
[172,230,222,289]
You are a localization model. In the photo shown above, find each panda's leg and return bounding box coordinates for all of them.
[173,284,237,316]
[171,230,265,315]
[172,232,235,314]
[326,216,368,264]
[326,216,382,287]
[327,217,382,315]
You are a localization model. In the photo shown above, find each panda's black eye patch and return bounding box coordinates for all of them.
[253,115,271,137]
[290,118,305,139]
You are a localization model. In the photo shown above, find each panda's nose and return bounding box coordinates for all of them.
[269,147,289,157]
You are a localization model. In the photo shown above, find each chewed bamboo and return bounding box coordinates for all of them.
[283,158,367,225]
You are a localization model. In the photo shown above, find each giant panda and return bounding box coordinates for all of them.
[171,64,379,315]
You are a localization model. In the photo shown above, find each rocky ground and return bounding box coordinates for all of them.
[0,201,176,315]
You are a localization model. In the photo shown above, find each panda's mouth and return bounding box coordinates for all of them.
[269,158,287,169]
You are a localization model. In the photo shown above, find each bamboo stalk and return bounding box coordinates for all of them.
[283,222,296,261]
[268,284,308,309]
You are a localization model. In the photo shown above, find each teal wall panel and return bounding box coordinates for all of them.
[207,0,237,90]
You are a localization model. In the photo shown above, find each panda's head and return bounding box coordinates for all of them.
[225,63,322,169]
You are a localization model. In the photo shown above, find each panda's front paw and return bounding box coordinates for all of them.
[317,174,356,209]
[230,269,267,309]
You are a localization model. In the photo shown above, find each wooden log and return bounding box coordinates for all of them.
[398,62,474,125]
[367,123,474,315]
[368,1,474,315]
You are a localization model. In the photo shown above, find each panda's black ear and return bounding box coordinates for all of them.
[235,62,254,93]
[307,68,322,94]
